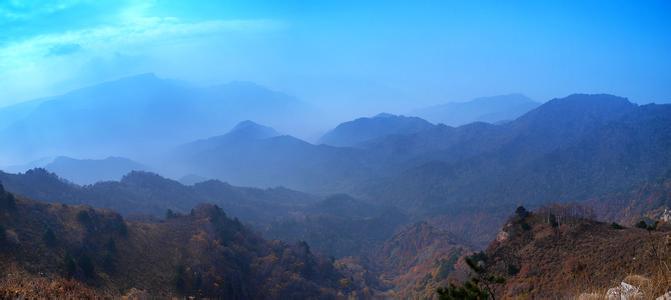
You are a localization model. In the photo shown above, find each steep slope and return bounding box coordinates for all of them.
[0,74,308,164]
[475,207,671,298]
[369,222,471,299]
[44,156,147,185]
[412,94,539,126]
[318,113,435,147]
[263,195,409,258]
[0,186,366,298]
[587,170,671,225]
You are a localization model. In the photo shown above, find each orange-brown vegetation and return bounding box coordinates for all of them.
[0,185,366,298]
[481,206,671,298]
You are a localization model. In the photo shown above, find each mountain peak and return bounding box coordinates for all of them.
[413,94,540,126]
[374,112,397,118]
[319,114,434,147]
[228,120,280,139]
[522,94,636,124]
[470,93,534,105]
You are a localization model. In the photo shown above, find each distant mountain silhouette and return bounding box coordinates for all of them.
[318,113,434,147]
[0,74,309,164]
[356,94,671,245]
[412,93,539,126]
[44,156,147,185]
[167,94,671,206]
[169,122,377,192]
[0,168,407,259]
[0,169,316,222]
[174,120,281,157]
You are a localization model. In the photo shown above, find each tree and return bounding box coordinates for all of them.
[0,184,16,211]
[77,210,92,226]
[437,252,504,300]
[43,227,57,247]
[78,253,95,279]
[63,253,77,278]
[548,214,559,228]
[0,224,6,244]
[515,206,529,219]
[437,281,489,300]
[105,238,117,254]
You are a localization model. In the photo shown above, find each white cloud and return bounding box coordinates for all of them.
[0,14,286,105]
[0,0,89,21]
[0,17,283,68]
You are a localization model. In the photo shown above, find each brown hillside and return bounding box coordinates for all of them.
[480,207,671,298]
[0,185,367,299]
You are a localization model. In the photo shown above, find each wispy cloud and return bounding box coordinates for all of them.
[0,17,284,68]
[0,0,88,21]
[0,0,286,106]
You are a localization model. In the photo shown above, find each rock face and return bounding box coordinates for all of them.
[606,282,643,300]
[662,208,671,223]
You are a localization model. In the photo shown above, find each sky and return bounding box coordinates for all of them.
[1,0,670,110]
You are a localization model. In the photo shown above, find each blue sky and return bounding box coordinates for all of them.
[1,0,670,110]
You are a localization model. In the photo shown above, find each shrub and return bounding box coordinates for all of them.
[636,220,657,231]
[610,222,624,230]
[636,220,648,229]
[507,264,520,276]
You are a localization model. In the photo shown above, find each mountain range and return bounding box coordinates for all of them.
[0,74,309,165]
[2,74,671,298]
[411,93,540,126]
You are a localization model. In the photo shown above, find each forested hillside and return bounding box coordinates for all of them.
[0,186,367,298]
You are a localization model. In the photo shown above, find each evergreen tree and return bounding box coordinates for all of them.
[43,227,57,247]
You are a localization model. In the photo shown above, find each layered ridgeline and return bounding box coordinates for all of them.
[411,93,540,126]
[357,95,671,245]
[0,74,310,165]
[168,120,378,193]
[0,169,410,260]
[172,94,671,200]
[318,113,435,147]
[0,169,317,224]
[1,156,147,185]
[0,185,369,298]
[166,94,671,246]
